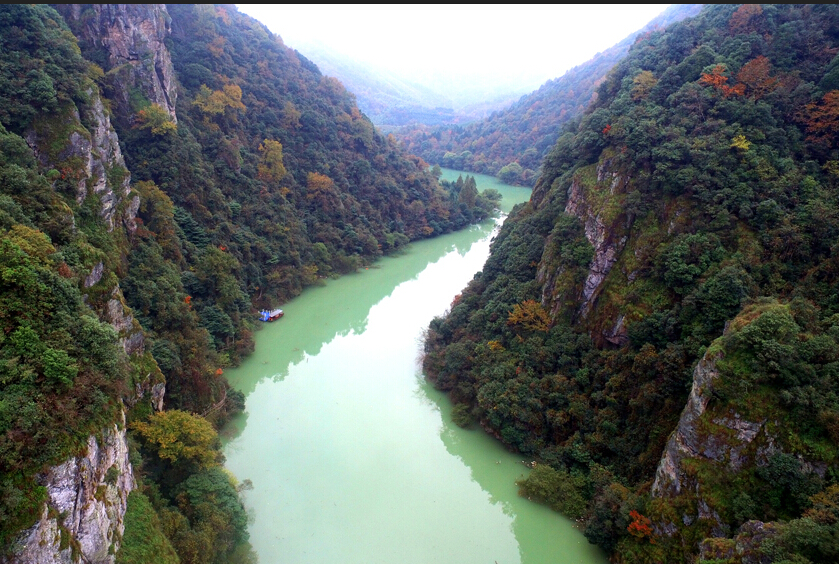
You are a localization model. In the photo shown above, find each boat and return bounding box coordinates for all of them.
[258,308,284,322]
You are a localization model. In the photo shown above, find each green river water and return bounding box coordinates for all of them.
[222,170,606,564]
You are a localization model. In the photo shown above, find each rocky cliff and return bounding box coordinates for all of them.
[24,64,145,357]
[58,4,178,124]
[3,417,134,564]
[650,302,830,543]
[6,12,154,559]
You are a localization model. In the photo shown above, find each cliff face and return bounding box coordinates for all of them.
[25,91,134,232]
[58,4,178,124]
[652,345,727,498]
[649,303,830,542]
[7,11,155,559]
[24,70,145,357]
[3,419,134,564]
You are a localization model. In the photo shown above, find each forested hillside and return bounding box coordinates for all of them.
[0,4,497,562]
[396,5,702,186]
[424,4,839,562]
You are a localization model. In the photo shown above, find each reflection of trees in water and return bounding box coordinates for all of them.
[421,377,607,564]
[226,221,496,403]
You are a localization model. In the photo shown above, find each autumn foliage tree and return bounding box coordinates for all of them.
[728,4,764,36]
[737,56,778,100]
[257,139,286,185]
[627,510,655,543]
[130,410,220,472]
[306,172,342,216]
[699,64,744,98]
[507,299,551,333]
[631,70,657,101]
[134,104,176,136]
[804,90,839,150]
[192,84,245,116]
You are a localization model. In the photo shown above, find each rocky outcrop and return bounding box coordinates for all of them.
[652,343,778,502]
[105,287,145,356]
[26,89,136,232]
[3,417,135,564]
[699,521,779,564]
[538,157,632,330]
[59,4,177,123]
[652,346,725,497]
[567,161,628,318]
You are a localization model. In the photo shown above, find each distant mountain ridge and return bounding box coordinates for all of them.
[288,40,527,127]
[395,4,703,185]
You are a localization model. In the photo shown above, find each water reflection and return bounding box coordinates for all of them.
[421,378,606,564]
[222,172,604,564]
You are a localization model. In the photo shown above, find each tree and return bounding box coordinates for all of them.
[135,104,177,136]
[631,70,657,101]
[131,410,219,470]
[699,64,744,97]
[458,175,478,207]
[280,100,301,129]
[729,4,764,36]
[627,510,654,543]
[507,300,551,333]
[804,90,839,150]
[257,139,286,184]
[306,172,341,213]
[193,84,246,116]
[498,162,523,184]
[736,56,778,100]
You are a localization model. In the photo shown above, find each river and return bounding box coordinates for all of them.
[222,169,606,564]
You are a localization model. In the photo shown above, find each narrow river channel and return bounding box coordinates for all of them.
[222,170,606,564]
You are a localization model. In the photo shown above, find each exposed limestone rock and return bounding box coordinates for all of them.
[104,287,145,356]
[59,4,178,123]
[603,314,628,346]
[652,347,724,497]
[151,382,166,412]
[25,91,134,232]
[699,521,778,564]
[538,157,634,331]
[129,377,166,412]
[713,415,764,471]
[566,159,631,319]
[698,497,729,538]
[85,261,105,288]
[4,417,135,564]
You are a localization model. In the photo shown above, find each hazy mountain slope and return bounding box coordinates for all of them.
[396,4,703,185]
[288,40,526,127]
[424,4,839,562]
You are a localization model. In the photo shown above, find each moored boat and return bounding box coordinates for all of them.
[259,308,284,322]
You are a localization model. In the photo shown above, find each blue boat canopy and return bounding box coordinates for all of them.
[259,308,284,321]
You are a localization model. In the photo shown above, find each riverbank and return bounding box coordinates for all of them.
[222,172,605,564]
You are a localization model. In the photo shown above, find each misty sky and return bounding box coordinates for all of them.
[237,4,670,96]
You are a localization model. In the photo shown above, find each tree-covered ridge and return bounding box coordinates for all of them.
[424,4,839,562]
[395,4,702,187]
[0,5,149,545]
[0,3,501,560]
[49,3,501,415]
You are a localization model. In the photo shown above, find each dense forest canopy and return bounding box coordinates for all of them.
[424,4,839,562]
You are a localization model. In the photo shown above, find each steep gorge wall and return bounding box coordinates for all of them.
[3,421,134,564]
[2,6,179,559]
[6,93,142,564]
[57,4,178,124]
